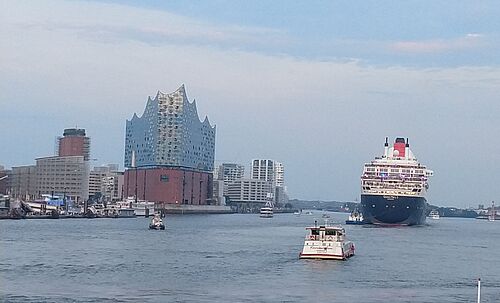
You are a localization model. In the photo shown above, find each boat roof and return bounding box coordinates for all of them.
[306,225,344,231]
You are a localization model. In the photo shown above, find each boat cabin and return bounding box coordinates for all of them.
[306,225,346,242]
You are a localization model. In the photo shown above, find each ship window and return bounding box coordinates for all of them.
[311,230,319,235]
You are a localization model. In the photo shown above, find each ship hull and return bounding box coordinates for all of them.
[361,194,427,226]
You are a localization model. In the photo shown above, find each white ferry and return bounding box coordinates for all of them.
[260,201,273,218]
[428,209,440,220]
[299,222,355,260]
[123,197,155,217]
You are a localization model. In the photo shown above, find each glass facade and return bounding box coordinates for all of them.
[124,85,216,172]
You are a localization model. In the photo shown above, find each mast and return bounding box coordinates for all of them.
[132,150,138,204]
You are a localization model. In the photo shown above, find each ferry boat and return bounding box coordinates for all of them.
[260,202,273,218]
[299,221,355,260]
[345,208,364,225]
[360,137,433,226]
[428,209,440,220]
[149,213,165,230]
[123,196,155,217]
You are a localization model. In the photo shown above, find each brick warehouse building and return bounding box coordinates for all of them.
[123,85,216,205]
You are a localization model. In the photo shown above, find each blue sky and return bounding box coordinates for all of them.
[1,0,500,207]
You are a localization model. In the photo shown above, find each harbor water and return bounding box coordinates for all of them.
[1,212,499,302]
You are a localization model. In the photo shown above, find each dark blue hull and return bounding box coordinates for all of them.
[361,194,427,226]
[345,220,365,225]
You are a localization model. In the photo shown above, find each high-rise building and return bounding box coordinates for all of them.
[215,163,245,194]
[57,128,91,160]
[251,159,287,205]
[274,162,284,187]
[251,159,275,183]
[251,159,285,187]
[123,85,216,205]
[35,156,89,204]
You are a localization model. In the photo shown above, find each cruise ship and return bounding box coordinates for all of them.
[360,137,433,225]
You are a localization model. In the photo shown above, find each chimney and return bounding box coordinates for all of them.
[384,137,389,158]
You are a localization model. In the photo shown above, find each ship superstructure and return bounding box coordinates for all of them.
[360,137,433,225]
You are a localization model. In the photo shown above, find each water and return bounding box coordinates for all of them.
[1,212,499,302]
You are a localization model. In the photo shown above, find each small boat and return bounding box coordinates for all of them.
[149,213,165,230]
[322,213,331,218]
[345,209,364,225]
[293,210,301,216]
[299,221,355,260]
[260,207,273,218]
[428,209,440,220]
[260,201,273,218]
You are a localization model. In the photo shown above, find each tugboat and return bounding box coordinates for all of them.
[299,221,355,260]
[345,209,365,225]
[149,213,165,230]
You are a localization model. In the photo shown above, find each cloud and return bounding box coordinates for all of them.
[390,33,486,53]
[1,0,500,206]
[0,0,289,51]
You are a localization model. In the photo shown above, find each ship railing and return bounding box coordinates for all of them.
[362,189,419,196]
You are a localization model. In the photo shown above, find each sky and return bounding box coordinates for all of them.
[1,0,500,207]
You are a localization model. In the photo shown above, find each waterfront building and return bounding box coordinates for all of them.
[215,163,245,194]
[9,165,37,200]
[251,159,275,183]
[57,128,91,160]
[102,171,124,202]
[123,85,216,205]
[227,178,273,212]
[35,156,89,204]
[274,162,285,187]
[251,159,287,204]
[226,178,273,203]
[212,179,225,205]
[88,165,124,202]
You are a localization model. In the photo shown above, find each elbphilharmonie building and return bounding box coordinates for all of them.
[123,85,216,205]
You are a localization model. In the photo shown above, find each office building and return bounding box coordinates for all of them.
[215,163,245,194]
[9,165,37,200]
[35,156,89,204]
